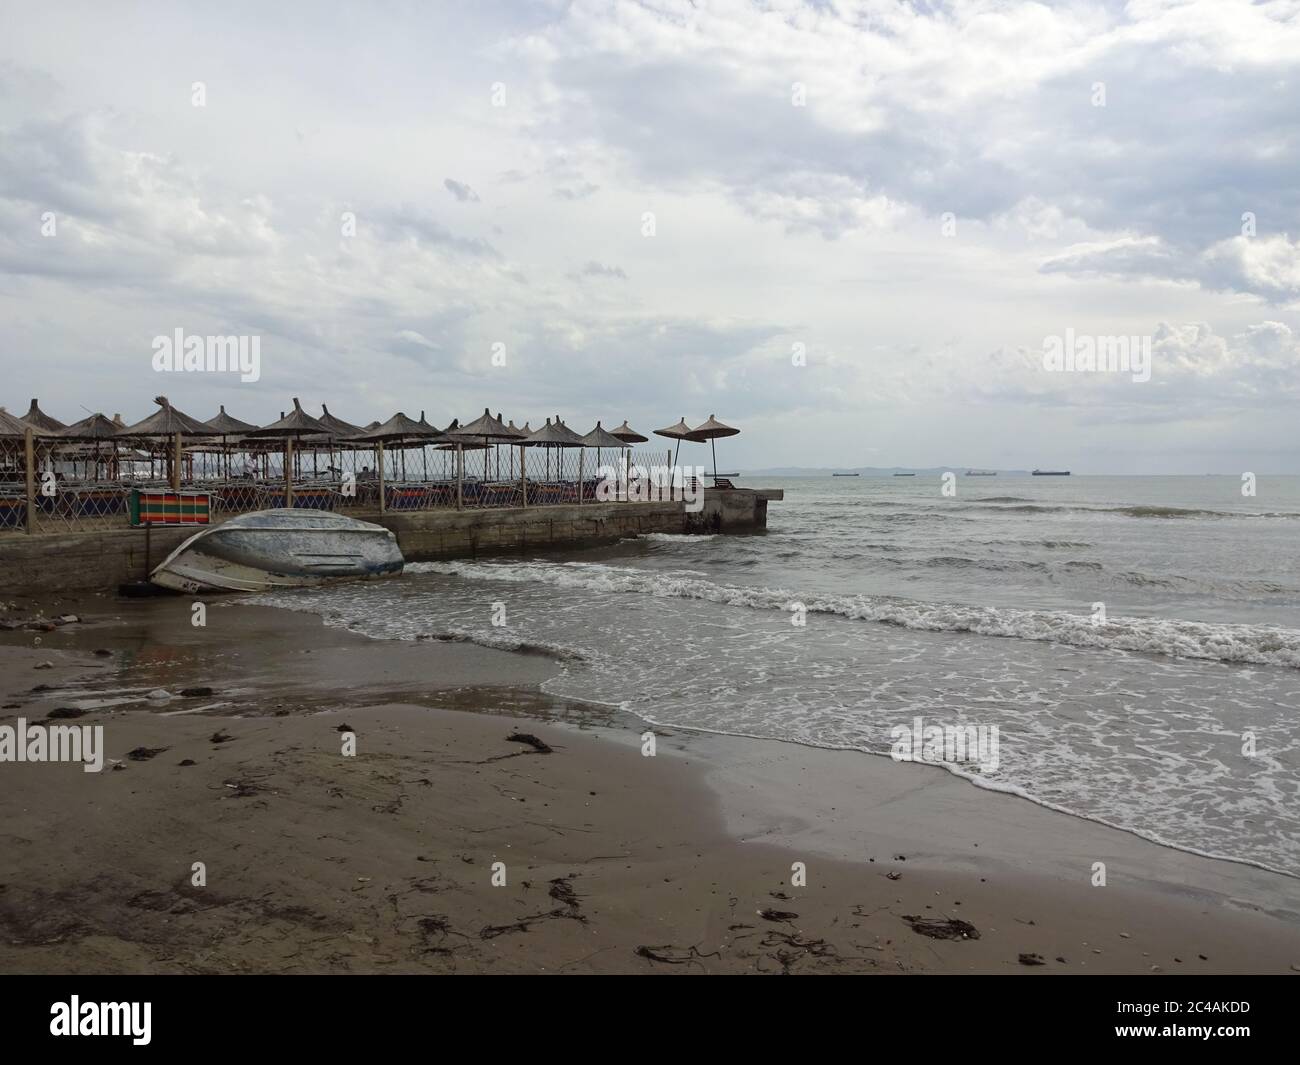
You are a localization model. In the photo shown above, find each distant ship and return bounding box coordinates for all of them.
[1032,469,1070,476]
[832,472,860,477]
[966,470,997,476]
[893,472,915,477]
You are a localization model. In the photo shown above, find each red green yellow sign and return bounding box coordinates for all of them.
[129,490,211,526]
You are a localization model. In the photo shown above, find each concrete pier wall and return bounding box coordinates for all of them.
[0,488,781,596]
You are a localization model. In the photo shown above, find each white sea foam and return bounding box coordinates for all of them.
[410,560,1300,669]
[254,555,1300,878]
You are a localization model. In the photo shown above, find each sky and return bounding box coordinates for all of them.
[1,0,1298,473]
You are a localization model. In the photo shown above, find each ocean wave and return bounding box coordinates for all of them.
[412,560,1300,669]
[960,503,1300,520]
[415,630,589,663]
[630,532,719,542]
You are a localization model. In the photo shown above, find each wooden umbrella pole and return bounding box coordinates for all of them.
[455,443,463,510]
[284,437,295,507]
[24,428,35,535]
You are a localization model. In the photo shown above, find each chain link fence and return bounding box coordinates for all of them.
[0,434,680,534]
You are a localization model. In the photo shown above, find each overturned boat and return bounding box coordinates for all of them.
[150,509,404,593]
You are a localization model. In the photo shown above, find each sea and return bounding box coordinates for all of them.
[253,475,1300,879]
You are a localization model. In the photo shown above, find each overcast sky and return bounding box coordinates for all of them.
[1,0,1298,472]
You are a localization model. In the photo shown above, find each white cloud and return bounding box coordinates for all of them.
[0,2,1297,470]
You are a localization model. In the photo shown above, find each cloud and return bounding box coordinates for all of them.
[443,178,480,203]
[553,182,600,201]
[504,0,1300,285]
[1041,234,1300,304]
[0,2,1298,469]
[372,204,501,259]
[570,260,627,281]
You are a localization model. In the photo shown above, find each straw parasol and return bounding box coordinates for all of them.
[316,404,363,438]
[352,411,445,445]
[448,408,520,481]
[204,405,259,435]
[20,398,66,432]
[353,412,451,486]
[242,398,328,439]
[610,420,648,443]
[581,421,632,498]
[239,398,335,485]
[522,417,586,484]
[581,422,632,449]
[114,396,217,487]
[0,406,47,438]
[60,412,121,439]
[686,414,739,482]
[653,416,694,468]
[198,406,260,479]
[52,413,125,479]
[416,411,451,443]
[523,416,586,447]
[117,396,218,438]
[448,407,516,443]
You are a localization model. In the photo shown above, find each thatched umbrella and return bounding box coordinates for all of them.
[523,416,585,447]
[317,404,363,438]
[581,422,632,501]
[447,408,518,482]
[204,405,259,435]
[352,411,445,446]
[20,398,66,432]
[653,416,694,469]
[610,420,648,443]
[307,404,368,480]
[686,414,739,482]
[116,396,218,487]
[242,398,328,440]
[0,406,48,441]
[0,408,49,519]
[523,416,586,487]
[581,422,631,450]
[57,413,124,480]
[352,412,449,506]
[200,406,260,480]
[62,412,120,439]
[239,398,330,493]
[117,396,216,437]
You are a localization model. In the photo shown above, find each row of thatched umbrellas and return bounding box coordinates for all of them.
[1,397,739,478]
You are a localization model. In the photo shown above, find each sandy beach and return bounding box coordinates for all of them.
[0,594,1296,975]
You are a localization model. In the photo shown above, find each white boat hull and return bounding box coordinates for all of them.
[150,509,404,593]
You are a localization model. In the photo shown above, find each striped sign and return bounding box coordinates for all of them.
[129,490,212,526]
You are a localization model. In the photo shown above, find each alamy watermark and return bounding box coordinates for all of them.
[0,718,104,772]
[1043,328,1150,383]
[593,465,705,512]
[890,715,999,774]
[151,328,261,382]
[50,996,151,1045]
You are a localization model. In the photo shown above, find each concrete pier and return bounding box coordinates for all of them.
[0,488,783,596]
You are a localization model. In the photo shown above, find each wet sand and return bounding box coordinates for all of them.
[0,595,1297,974]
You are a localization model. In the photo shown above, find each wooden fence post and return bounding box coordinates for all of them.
[24,428,35,534]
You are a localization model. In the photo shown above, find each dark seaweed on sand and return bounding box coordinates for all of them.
[901,914,980,940]
[506,732,552,753]
[127,746,168,761]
